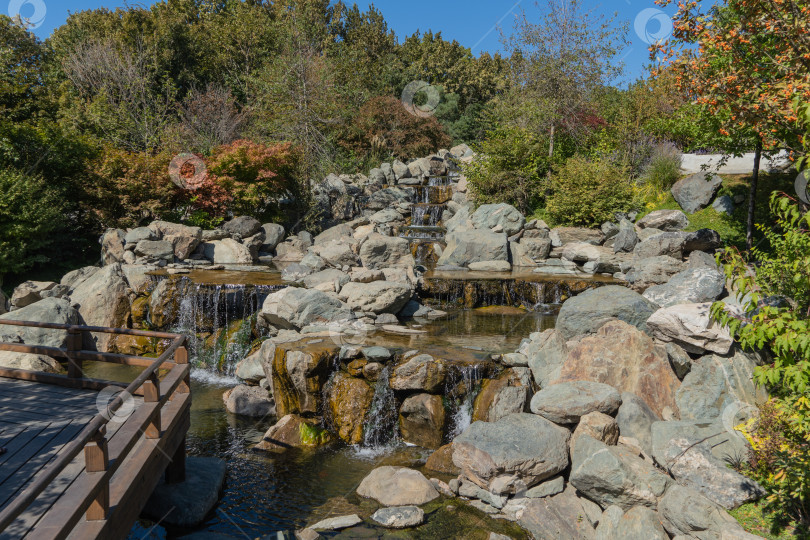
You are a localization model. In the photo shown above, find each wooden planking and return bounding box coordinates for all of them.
[2,414,133,538]
[28,393,191,540]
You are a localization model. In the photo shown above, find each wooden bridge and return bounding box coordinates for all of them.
[0,320,190,539]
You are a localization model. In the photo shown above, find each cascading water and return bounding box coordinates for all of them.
[446,364,483,438]
[167,278,282,380]
[360,366,399,452]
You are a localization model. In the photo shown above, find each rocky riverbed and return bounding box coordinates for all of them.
[0,145,771,539]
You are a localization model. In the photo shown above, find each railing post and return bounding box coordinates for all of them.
[84,426,109,521]
[66,328,83,379]
[143,372,161,439]
[166,344,188,484]
[176,346,190,394]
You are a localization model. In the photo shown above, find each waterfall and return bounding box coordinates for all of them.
[361,366,399,451]
[163,277,281,381]
[446,364,483,438]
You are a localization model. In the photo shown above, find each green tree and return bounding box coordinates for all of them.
[0,168,65,281]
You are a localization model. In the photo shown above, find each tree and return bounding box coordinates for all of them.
[0,168,65,281]
[655,0,810,248]
[499,0,628,156]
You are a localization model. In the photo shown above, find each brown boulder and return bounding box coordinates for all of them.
[425,443,460,475]
[399,393,446,449]
[327,373,375,444]
[557,320,681,418]
[472,368,532,422]
[254,414,332,453]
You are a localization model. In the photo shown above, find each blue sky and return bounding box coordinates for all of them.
[10,0,677,83]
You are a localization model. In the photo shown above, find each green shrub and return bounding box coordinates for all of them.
[545,156,637,227]
[0,168,65,280]
[640,143,682,191]
[713,193,810,530]
[464,125,551,213]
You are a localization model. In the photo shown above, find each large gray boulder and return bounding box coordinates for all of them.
[70,264,131,351]
[510,485,599,539]
[452,413,570,491]
[223,385,275,417]
[549,227,604,247]
[10,281,57,308]
[624,256,686,291]
[312,241,358,269]
[200,239,254,264]
[0,352,61,373]
[570,435,671,510]
[60,266,100,291]
[356,466,439,506]
[658,485,758,539]
[643,266,726,307]
[530,381,622,424]
[301,269,351,292]
[651,419,753,467]
[148,221,202,259]
[612,222,639,253]
[101,229,126,264]
[675,349,767,421]
[651,430,764,509]
[0,297,79,348]
[366,186,414,211]
[511,238,552,266]
[671,173,723,214]
[594,506,669,540]
[646,303,733,354]
[684,228,722,253]
[135,240,174,262]
[518,329,568,387]
[261,223,286,251]
[615,392,661,456]
[359,233,415,269]
[637,210,689,232]
[338,281,411,314]
[555,285,658,340]
[471,203,525,236]
[436,230,508,267]
[633,232,688,259]
[260,287,353,330]
[222,216,262,238]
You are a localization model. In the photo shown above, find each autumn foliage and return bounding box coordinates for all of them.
[340,96,452,161]
[654,0,810,149]
[87,141,299,228]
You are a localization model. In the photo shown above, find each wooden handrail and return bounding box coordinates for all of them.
[0,322,188,532]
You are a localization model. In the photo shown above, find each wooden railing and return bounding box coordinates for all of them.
[0,320,191,539]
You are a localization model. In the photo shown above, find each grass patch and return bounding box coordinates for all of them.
[730,502,805,539]
[637,171,796,252]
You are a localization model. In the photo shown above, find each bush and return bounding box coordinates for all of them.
[464,125,551,213]
[340,96,452,162]
[640,143,682,191]
[206,140,299,221]
[545,156,637,227]
[713,193,810,529]
[0,168,65,280]
[87,146,184,228]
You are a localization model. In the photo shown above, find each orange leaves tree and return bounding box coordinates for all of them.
[654,0,810,248]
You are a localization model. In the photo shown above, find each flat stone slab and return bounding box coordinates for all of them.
[371,506,425,528]
[141,457,226,527]
[310,514,363,530]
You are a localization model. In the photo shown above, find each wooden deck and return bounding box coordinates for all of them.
[0,320,191,540]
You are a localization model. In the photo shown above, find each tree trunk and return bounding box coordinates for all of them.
[747,140,762,250]
[548,125,555,159]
